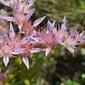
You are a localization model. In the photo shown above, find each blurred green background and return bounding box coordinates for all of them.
[34,0,85,30]
[0,0,85,85]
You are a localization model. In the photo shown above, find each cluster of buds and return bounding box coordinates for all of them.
[0,0,85,69]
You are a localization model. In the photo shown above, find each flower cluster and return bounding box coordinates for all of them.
[0,0,85,69]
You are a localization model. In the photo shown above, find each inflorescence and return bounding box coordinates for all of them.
[0,0,85,69]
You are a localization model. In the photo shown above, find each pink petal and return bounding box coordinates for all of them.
[61,16,66,31]
[80,34,85,43]
[2,28,7,36]
[10,22,15,38]
[47,20,56,34]
[0,16,13,21]
[28,0,35,8]
[30,48,43,54]
[2,28,8,45]
[22,57,29,69]
[30,36,42,43]
[69,28,78,38]
[67,47,74,54]
[33,16,46,27]
[80,32,84,37]
[18,24,23,32]
[3,56,9,67]
[11,48,25,55]
[56,37,62,44]
[18,1,25,12]
[44,48,51,56]
[21,36,30,44]
[79,32,85,43]
[47,21,54,28]
[25,9,35,20]
[30,31,39,37]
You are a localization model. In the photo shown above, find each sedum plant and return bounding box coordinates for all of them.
[0,0,85,69]
[0,0,85,84]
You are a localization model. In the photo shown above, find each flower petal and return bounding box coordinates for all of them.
[10,22,15,38]
[30,48,43,54]
[47,20,56,34]
[33,16,46,27]
[2,28,8,45]
[67,47,75,54]
[0,16,13,21]
[21,36,30,44]
[56,37,62,44]
[47,21,54,28]
[3,56,9,67]
[25,9,35,20]
[22,57,29,69]
[28,0,35,8]
[11,48,25,55]
[18,24,23,33]
[44,48,51,56]
[30,36,42,43]
[61,16,66,31]
[69,28,78,38]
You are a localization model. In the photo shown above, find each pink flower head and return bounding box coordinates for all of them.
[60,28,80,54]
[30,28,57,56]
[46,17,67,45]
[20,16,46,35]
[0,0,85,70]
[21,39,43,69]
[56,16,67,44]
[0,0,45,34]
[0,22,24,66]
[0,0,34,30]
[0,0,35,8]
[0,0,45,35]
[12,4,35,32]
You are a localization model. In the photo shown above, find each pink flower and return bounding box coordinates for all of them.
[49,17,78,54]
[0,23,24,66]
[56,17,67,44]
[46,17,81,54]
[0,0,45,34]
[0,0,85,70]
[30,28,57,56]
[11,3,35,32]
[21,40,43,69]
[60,28,80,54]
[46,17,67,45]
[0,0,35,8]
[20,16,46,35]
